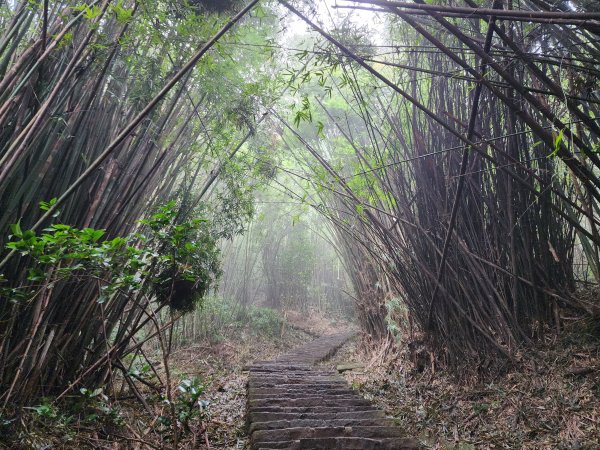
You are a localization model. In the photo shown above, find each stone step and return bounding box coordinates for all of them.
[248,410,386,423]
[249,405,380,413]
[247,365,317,371]
[251,426,408,444]
[249,376,343,384]
[249,382,347,390]
[249,417,394,432]
[249,392,361,401]
[250,383,349,391]
[246,332,422,450]
[255,437,422,449]
[249,397,372,408]
[250,388,354,398]
[249,372,341,378]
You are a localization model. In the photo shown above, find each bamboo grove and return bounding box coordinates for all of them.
[0,0,276,406]
[275,0,600,368]
[0,0,599,413]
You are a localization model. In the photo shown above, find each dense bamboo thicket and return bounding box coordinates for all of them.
[279,0,600,368]
[168,197,354,349]
[0,0,272,406]
[1,0,599,421]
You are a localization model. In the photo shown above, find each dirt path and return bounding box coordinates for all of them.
[245,333,421,449]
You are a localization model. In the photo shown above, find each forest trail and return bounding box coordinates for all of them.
[246,333,420,449]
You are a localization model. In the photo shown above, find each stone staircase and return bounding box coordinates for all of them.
[246,333,420,449]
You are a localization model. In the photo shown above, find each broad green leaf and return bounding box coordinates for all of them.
[10,221,23,238]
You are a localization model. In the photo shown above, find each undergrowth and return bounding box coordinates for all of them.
[336,309,600,450]
[0,305,322,449]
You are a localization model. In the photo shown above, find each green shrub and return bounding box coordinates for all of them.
[246,306,282,337]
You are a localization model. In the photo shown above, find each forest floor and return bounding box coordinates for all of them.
[171,308,599,450]
[0,309,351,450]
[4,309,597,449]
[163,310,352,449]
[323,317,599,450]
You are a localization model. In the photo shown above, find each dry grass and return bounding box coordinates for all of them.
[337,318,599,450]
[166,327,315,449]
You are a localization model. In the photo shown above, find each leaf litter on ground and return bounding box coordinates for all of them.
[328,318,599,450]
